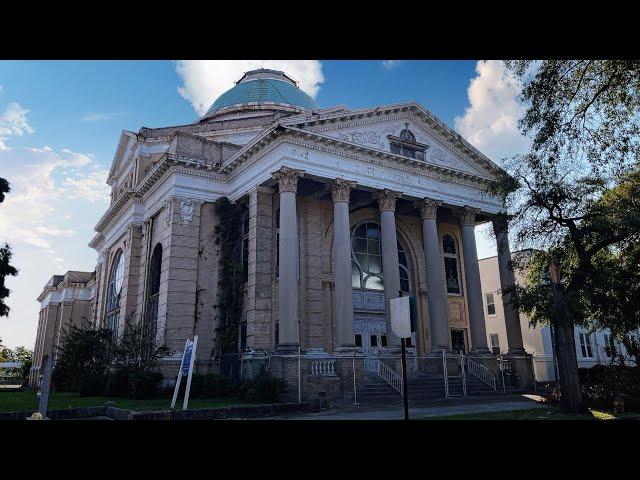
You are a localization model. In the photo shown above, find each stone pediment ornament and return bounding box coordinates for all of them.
[416,197,442,220]
[460,206,480,226]
[330,178,357,203]
[373,189,403,212]
[271,166,304,193]
[164,199,172,226]
[181,198,194,224]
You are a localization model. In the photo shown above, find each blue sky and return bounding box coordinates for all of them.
[0,60,530,348]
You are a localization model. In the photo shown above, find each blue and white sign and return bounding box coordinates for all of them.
[181,341,193,376]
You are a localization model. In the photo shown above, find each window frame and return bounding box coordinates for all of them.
[579,332,594,358]
[485,292,496,316]
[105,249,125,337]
[442,233,462,295]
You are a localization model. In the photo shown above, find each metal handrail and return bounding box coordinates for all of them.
[466,357,497,391]
[378,360,403,395]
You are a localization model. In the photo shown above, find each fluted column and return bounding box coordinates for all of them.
[332,179,357,349]
[272,166,303,353]
[373,189,402,347]
[460,206,490,353]
[493,213,525,353]
[417,198,450,352]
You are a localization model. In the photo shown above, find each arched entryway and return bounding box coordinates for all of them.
[350,220,413,371]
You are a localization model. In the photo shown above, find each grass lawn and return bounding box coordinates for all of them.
[0,390,254,413]
[424,406,640,420]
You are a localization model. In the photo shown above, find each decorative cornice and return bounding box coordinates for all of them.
[373,189,402,212]
[271,166,304,193]
[460,206,480,226]
[417,197,442,220]
[330,178,356,203]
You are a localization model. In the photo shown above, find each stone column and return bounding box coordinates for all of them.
[493,213,526,353]
[417,198,450,353]
[460,207,490,353]
[373,189,402,347]
[272,166,304,353]
[331,178,357,350]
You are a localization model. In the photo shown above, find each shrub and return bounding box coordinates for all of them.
[128,369,163,399]
[236,370,287,403]
[78,373,108,396]
[202,374,231,398]
[579,365,640,411]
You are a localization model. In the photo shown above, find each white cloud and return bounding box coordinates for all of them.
[175,60,325,116]
[454,60,530,161]
[81,112,125,122]
[381,60,402,70]
[0,145,109,251]
[0,102,34,149]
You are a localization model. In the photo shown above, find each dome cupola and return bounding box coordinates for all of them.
[201,69,319,120]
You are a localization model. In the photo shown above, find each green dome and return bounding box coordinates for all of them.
[203,69,319,118]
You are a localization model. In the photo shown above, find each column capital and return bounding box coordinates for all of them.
[373,189,402,212]
[330,178,357,204]
[271,166,304,193]
[416,197,442,220]
[491,212,513,232]
[459,206,480,227]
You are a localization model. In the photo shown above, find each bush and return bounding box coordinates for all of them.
[235,371,287,403]
[128,369,163,399]
[579,365,640,411]
[202,374,231,397]
[78,373,108,396]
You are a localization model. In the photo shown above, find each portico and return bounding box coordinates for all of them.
[267,165,513,359]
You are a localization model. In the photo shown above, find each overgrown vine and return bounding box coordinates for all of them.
[213,197,245,355]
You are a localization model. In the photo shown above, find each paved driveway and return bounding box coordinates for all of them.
[268,394,546,420]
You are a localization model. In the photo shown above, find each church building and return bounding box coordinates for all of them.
[32,69,533,396]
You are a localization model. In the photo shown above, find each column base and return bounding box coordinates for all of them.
[503,351,535,389]
[274,343,300,355]
[334,346,362,356]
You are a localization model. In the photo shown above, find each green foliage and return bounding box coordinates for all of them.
[53,320,168,399]
[0,178,18,318]
[213,197,246,356]
[235,369,287,403]
[579,365,640,411]
[52,320,113,393]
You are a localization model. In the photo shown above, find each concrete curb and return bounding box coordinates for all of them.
[0,402,311,421]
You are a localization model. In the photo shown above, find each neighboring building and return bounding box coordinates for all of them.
[479,253,639,382]
[29,271,94,388]
[36,69,534,397]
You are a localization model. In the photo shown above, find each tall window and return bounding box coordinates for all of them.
[603,333,616,357]
[442,234,461,294]
[579,332,593,358]
[105,250,125,337]
[485,292,496,316]
[241,210,249,283]
[489,333,500,355]
[145,243,162,351]
[350,221,410,292]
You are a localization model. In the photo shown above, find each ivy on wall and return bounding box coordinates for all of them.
[213,197,245,355]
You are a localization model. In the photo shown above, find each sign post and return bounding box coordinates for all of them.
[170,336,198,410]
[38,355,53,418]
[390,294,414,421]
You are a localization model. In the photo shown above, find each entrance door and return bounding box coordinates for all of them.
[451,329,468,354]
[354,315,387,373]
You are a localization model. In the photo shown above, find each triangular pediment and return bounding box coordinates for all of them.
[286,104,501,181]
[107,130,137,183]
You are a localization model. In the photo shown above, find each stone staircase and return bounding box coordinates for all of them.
[354,370,502,405]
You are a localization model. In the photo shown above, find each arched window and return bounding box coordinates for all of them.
[351,221,411,292]
[145,243,162,348]
[105,250,125,335]
[442,234,461,294]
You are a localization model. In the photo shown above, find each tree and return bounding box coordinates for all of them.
[498,61,640,413]
[0,177,18,317]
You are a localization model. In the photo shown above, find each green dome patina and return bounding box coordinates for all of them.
[203,69,319,118]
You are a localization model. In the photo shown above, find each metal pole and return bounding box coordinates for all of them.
[443,349,449,399]
[38,355,53,418]
[400,338,409,420]
[297,347,301,404]
[352,352,358,405]
[460,351,467,398]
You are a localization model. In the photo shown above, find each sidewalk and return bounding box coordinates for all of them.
[268,394,546,420]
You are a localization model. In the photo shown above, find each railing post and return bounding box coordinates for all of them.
[297,348,301,404]
[461,351,467,398]
[442,350,449,399]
